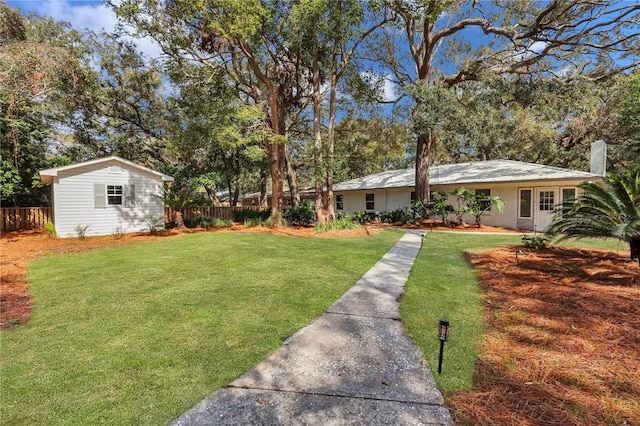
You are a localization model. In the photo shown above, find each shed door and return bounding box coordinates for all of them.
[535,188,557,232]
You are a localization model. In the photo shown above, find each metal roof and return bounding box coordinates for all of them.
[333,160,602,191]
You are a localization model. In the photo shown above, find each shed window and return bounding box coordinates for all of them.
[107,185,123,205]
[365,193,375,210]
[336,195,344,211]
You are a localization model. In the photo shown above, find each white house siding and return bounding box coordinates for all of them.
[334,179,588,230]
[52,161,164,237]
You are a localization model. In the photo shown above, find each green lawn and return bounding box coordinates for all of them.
[400,231,630,394]
[0,230,401,425]
[400,232,522,393]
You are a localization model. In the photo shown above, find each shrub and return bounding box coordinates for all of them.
[380,207,413,225]
[522,235,548,249]
[244,217,269,227]
[43,222,57,239]
[232,208,271,223]
[425,192,454,224]
[283,200,316,225]
[112,226,127,239]
[143,214,163,235]
[315,216,359,232]
[208,217,233,228]
[353,210,375,224]
[74,225,89,241]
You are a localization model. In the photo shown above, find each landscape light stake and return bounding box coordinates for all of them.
[438,319,450,375]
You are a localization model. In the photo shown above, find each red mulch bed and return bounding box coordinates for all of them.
[449,246,640,425]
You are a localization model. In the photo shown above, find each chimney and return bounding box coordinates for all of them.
[590,140,607,176]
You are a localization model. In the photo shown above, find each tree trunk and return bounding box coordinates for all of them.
[174,211,186,229]
[414,134,433,204]
[259,166,268,209]
[311,46,331,225]
[268,141,284,224]
[203,185,222,207]
[265,87,285,225]
[630,235,640,263]
[284,147,300,208]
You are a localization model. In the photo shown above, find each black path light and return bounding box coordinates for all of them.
[438,319,450,375]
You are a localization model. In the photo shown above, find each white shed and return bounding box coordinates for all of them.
[39,156,174,238]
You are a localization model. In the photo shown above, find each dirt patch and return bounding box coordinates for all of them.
[0,225,376,330]
[449,246,640,425]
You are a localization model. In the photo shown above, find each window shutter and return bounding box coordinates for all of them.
[126,184,136,208]
[94,184,106,208]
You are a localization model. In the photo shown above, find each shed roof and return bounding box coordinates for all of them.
[333,159,601,191]
[39,156,174,185]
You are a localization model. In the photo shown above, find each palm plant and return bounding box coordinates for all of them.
[156,184,199,229]
[547,167,640,263]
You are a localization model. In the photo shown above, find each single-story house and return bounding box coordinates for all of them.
[333,141,607,231]
[40,156,174,237]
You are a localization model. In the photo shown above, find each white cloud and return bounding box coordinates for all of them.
[12,0,118,33]
[513,41,550,62]
[360,70,398,102]
[9,0,163,60]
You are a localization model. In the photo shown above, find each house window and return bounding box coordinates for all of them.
[562,188,576,204]
[107,185,123,205]
[519,189,532,218]
[365,193,375,210]
[475,189,491,212]
[410,191,416,202]
[539,190,555,211]
[336,194,344,211]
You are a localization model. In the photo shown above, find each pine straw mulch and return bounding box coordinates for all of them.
[449,246,640,425]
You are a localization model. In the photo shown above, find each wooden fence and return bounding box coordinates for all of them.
[1,206,265,233]
[0,207,53,232]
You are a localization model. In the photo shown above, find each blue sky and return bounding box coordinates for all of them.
[8,0,167,61]
[9,0,117,33]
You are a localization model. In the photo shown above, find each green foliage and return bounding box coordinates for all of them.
[466,193,506,227]
[185,216,232,229]
[380,207,414,225]
[522,235,548,250]
[232,208,270,223]
[244,217,269,227]
[450,187,474,225]
[142,214,163,235]
[111,226,127,239]
[333,116,411,181]
[353,210,374,224]
[314,216,359,232]
[426,191,454,224]
[617,72,640,142]
[43,222,57,239]
[73,225,89,240]
[283,200,316,225]
[547,167,640,261]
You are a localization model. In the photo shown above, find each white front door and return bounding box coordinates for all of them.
[535,188,557,232]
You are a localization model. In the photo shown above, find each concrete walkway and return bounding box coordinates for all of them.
[172,231,453,425]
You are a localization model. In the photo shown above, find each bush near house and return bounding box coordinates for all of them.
[232,208,271,223]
